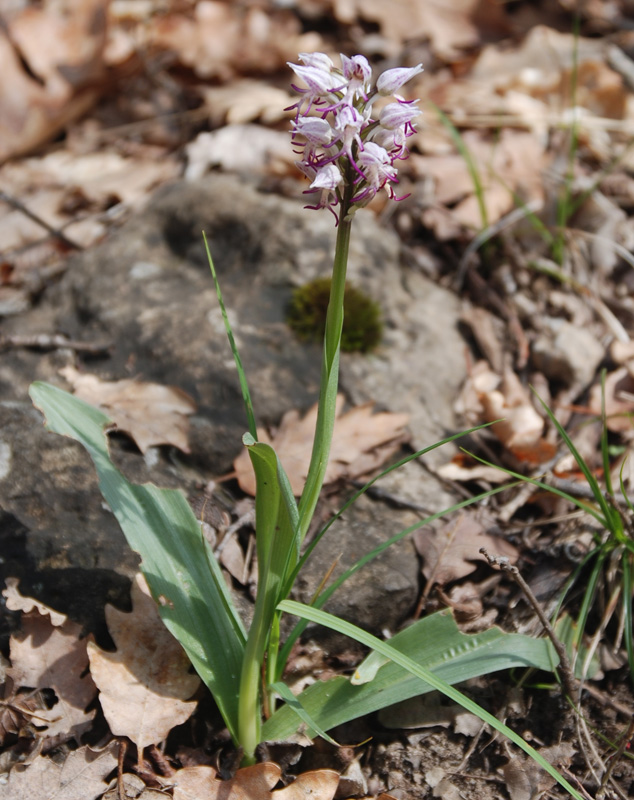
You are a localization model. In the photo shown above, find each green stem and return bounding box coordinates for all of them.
[297,189,353,540]
[238,186,354,763]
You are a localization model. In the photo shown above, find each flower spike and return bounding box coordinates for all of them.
[288,52,422,221]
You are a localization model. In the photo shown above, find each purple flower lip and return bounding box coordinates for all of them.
[288,52,422,220]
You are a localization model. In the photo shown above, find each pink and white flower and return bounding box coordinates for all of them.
[288,52,422,220]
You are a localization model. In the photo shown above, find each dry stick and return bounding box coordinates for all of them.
[117,739,127,800]
[479,547,580,704]
[0,191,84,251]
[0,333,112,354]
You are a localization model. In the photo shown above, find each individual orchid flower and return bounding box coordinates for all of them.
[341,54,372,103]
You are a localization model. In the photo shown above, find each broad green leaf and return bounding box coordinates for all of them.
[29,382,246,742]
[276,601,583,800]
[265,609,555,740]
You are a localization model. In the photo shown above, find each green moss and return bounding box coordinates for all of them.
[286,276,383,353]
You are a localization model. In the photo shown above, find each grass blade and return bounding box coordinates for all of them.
[203,232,257,440]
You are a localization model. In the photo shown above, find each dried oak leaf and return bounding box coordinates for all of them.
[233,395,409,496]
[3,577,66,626]
[0,742,118,800]
[414,512,517,587]
[173,763,280,800]
[172,763,339,800]
[60,365,196,453]
[87,573,199,749]
[5,580,97,743]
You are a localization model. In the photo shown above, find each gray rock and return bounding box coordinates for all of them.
[532,319,604,391]
[0,173,466,649]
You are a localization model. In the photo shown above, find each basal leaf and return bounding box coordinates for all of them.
[30,382,246,742]
[265,609,554,739]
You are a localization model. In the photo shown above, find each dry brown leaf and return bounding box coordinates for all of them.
[272,770,339,800]
[437,454,510,485]
[414,512,518,587]
[173,762,281,800]
[0,743,118,800]
[233,395,409,496]
[185,125,293,180]
[171,765,218,800]
[87,573,200,749]
[60,365,196,453]
[6,581,97,742]
[0,0,107,162]
[149,3,321,81]
[201,81,293,127]
[471,25,625,119]
[412,129,546,235]
[0,149,180,251]
[464,361,556,465]
[3,577,67,626]
[333,0,482,60]
[502,743,575,800]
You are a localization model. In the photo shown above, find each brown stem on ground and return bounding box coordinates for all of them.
[117,739,127,800]
[479,547,580,705]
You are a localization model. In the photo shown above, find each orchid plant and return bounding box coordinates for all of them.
[30,54,583,798]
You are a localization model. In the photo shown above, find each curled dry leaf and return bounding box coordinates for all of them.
[5,580,97,743]
[414,512,518,588]
[60,366,196,453]
[233,395,409,496]
[0,742,118,800]
[457,361,556,466]
[87,573,200,749]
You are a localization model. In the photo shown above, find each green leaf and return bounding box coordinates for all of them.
[29,382,246,742]
[275,601,583,800]
[266,608,554,739]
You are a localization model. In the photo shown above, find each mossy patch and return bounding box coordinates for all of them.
[286,276,382,353]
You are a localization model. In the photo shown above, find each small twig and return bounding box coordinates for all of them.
[0,333,112,354]
[117,739,127,800]
[597,716,634,800]
[480,547,580,704]
[0,191,84,251]
[583,683,634,719]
